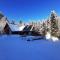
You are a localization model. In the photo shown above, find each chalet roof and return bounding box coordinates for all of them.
[23,25,33,31]
[8,23,25,31]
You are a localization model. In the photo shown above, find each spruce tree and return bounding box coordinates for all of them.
[50,10,58,37]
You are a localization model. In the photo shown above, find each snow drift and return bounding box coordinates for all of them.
[45,32,59,42]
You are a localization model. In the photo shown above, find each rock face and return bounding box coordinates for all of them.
[0,12,11,34]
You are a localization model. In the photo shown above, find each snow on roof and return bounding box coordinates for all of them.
[9,23,25,31]
[23,25,32,31]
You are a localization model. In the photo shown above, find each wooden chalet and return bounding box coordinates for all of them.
[21,25,41,36]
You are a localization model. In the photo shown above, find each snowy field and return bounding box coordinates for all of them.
[0,35,60,60]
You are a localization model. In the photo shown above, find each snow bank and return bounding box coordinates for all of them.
[45,32,59,42]
[51,36,59,42]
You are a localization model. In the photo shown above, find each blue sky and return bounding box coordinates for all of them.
[0,0,60,22]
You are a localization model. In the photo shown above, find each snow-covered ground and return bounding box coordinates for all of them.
[0,35,60,60]
[45,32,59,42]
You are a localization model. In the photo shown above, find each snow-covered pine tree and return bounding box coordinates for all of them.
[50,10,58,37]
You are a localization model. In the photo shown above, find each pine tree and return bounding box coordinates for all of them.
[19,20,22,24]
[11,20,15,24]
[42,22,47,35]
[50,10,58,37]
